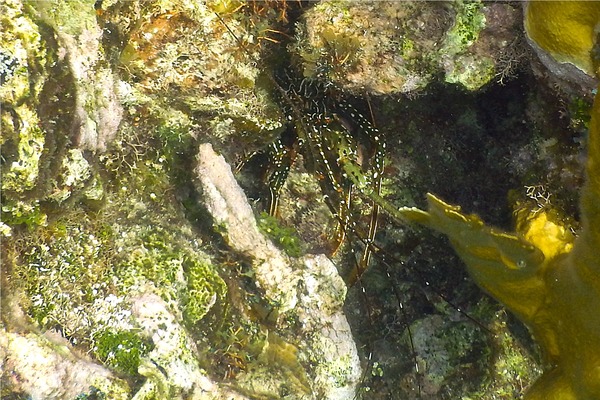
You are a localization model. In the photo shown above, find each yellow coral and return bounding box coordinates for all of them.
[515,209,574,262]
[525,1,600,75]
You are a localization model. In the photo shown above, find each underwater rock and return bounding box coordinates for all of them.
[195,143,361,399]
[28,0,123,152]
[196,142,299,311]
[293,0,523,94]
[130,293,250,400]
[0,328,129,399]
[46,149,92,204]
[101,0,282,155]
[402,314,483,397]
[1,0,118,229]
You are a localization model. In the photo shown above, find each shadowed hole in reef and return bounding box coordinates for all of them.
[346,71,564,399]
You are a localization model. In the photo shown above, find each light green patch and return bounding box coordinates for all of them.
[257,212,303,258]
[29,0,97,37]
[324,353,357,388]
[83,174,105,201]
[445,54,496,91]
[47,149,93,203]
[1,199,47,229]
[444,0,486,52]
[1,108,45,193]
[182,257,227,324]
[133,359,170,399]
[0,222,12,237]
[441,0,495,89]
[92,329,154,376]
[400,38,416,59]
[114,225,226,324]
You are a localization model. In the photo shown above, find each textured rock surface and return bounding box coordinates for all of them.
[130,293,251,400]
[293,0,523,94]
[195,143,361,399]
[0,328,129,399]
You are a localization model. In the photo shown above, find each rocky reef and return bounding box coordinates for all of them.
[293,0,523,94]
[1,1,597,399]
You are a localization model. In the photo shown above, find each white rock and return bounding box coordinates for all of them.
[194,143,362,399]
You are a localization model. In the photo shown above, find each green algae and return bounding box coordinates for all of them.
[445,55,495,90]
[445,0,486,50]
[1,122,46,193]
[28,0,98,38]
[0,1,49,203]
[105,163,228,329]
[257,212,303,258]
[182,257,227,325]
[442,0,495,89]
[2,1,341,398]
[92,329,153,376]
[0,0,109,232]
[47,149,93,204]
[1,199,48,231]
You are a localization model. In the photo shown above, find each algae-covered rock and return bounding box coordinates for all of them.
[440,0,494,90]
[195,143,361,399]
[1,0,50,229]
[130,293,251,400]
[293,0,524,94]
[0,328,130,400]
[99,0,283,154]
[28,0,123,152]
[0,0,120,230]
